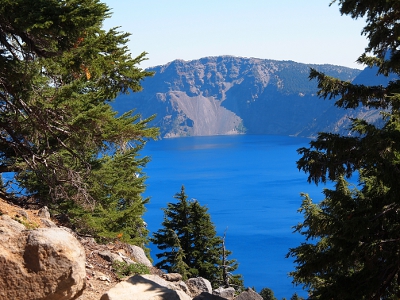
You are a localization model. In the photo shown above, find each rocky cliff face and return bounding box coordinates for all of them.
[113,56,389,138]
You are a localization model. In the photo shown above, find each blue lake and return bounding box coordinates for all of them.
[141,134,329,299]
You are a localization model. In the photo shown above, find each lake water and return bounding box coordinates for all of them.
[141,134,328,299]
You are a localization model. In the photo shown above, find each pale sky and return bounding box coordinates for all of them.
[102,0,368,70]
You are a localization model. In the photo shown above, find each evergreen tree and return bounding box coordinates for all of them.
[168,229,191,279]
[259,287,277,300]
[289,293,304,300]
[152,186,243,288]
[152,186,193,278]
[0,0,158,244]
[287,1,400,299]
[189,198,230,283]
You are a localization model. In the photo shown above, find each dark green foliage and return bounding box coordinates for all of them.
[152,186,193,278]
[152,186,243,288]
[289,293,304,300]
[0,0,158,245]
[287,1,400,299]
[112,261,150,279]
[259,287,277,300]
[167,229,191,280]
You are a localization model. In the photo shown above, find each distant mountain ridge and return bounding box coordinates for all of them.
[113,55,389,138]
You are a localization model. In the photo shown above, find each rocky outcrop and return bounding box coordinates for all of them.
[163,273,183,282]
[126,244,153,267]
[100,274,246,300]
[213,287,236,300]
[234,288,263,300]
[97,250,125,263]
[193,292,228,300]
[0,198,267,300]
[0,197,260,300]
[100,274,192,300]
[38,205,51,219]
[186,277,213,297]
[0,214,86,300]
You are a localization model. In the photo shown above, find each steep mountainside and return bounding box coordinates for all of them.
[112,56,380,138]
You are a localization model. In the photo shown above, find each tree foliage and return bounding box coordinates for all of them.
[151,186,243,288]
[259,287,277,300]
[289,292,305,300]
[287,1,400,299]
[0,0,158,245]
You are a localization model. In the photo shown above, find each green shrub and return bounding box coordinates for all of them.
[112,261,150,278]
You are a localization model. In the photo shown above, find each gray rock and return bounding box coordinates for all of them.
[194,292,229,300]
[0,215,25,250]
[97,250,114,262]
[126,244,152,267]
[98,250,124,263]
[234,288,263,300]
[213,287,236,300]
[186,277,212,297]
[176,281,190,295]
[0,216,86,300]
[16,209,29,219]
[0,214,25,232]
[40,218,57,228]
[37,206,51,219]
[163,273,183,282]
[101,274,191,300]
[115,251,135,265]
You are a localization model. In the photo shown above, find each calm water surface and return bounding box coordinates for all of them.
[141,135,328,299]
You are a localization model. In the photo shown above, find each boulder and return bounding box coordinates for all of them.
[38,206,51,219]
[101,274,191,300]
[186,277,212,297]
[176,280,191,295]
[40,218,57,228]
[0,215,86,300]
[97,250,124,263]
[234,288,263,300]
[126,244,152,267]
[213,287,236,300]
[163,272,183,282]
[194,292,229,300]
[16,209,29,219]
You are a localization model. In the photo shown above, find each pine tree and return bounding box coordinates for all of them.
[289,293,304,300]
[0,0,158,245]
[287,1,400,299]
[259,287,277,300]
[152,186,194,277]
[152,186,243,288]
[189,198,224,281]
[168,230,191,280]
